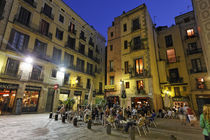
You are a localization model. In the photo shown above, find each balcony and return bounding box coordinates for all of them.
[187,48,202,55]
[184,33,199,40]
[137,89,146,95]
[39,31,52,40]
[29,72,44,82]
[75,67,85,73]
[80,36,86,42]
[89,41,94,47]
[23,0,37,8]
[190,68,207,74]
[131,43,145,51]
[166,56,180,64]
[168,77,183,84]
[40,8,54,20]
[65,42,76,51]
[86,71,95,77]
[13,14,30,27]
[0,69,22,80]
[130,69,151,79]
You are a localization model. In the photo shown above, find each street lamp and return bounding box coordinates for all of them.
[59,67,66,72]
[25,56,33,64]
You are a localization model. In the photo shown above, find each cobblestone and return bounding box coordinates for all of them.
[0,114,203,140]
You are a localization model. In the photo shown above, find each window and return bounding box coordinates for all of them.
[95,65,97,72]
[30,65,42,81]
[197,78,205,89]
[110,60,114,72]
[136,80,144,90]
[40,19,49,36]
[135,58,143,75]
[33,39,47,58]
[76,58,85,72]
[133,36,141,50]
[59,14,64,23]
[132,18,140,31]
[124,40,128,49]
[110,76,114,85]
[184,17,190,23]
[79,43,85,54]
[86,79,91,89]
[110,45,113,51]
[87,62,93,75]
[124,61,129,74]
[183,86,187,92]
[110,32,113,37]
[89,37,94,46]
[167,49,176,63]
[64,52,74,68]
[5,58,19,76]
[51,69,57,78]
[169,68,179,79]
[18,7,31,26]
[55,28,63,40]
[66,36,76,49]
[123,24,127,32]
[99,82,103,92]
[69,22,76,34]
[0,0,6,18]
[187,29,195,37]
[52,47,62,64]
[188,42,197,51]
[191,58,202,72]
[76,76,81,85]
[174,87,181,96]
[43,4,52,18]
[88,48,93,59]
[7,29,29,51]
[165,35,173,47]
[64,73,70,85]
[80,31,86,41]
[125,82,129,88]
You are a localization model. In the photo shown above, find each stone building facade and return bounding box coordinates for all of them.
[106,4,163,111]
[0,0,105,114]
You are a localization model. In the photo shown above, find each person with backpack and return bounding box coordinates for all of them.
[200,104,210,140]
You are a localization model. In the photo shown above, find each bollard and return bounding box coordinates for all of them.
[65,113,68,119]
[49,112,53,118]
[73,117,77,126]
[87,120,92,129]
[129,126,135,140]
[106,124,111,135]
[62,114,66,123]
[55,113,58,121]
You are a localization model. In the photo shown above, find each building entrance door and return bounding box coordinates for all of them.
[45,88,54,112]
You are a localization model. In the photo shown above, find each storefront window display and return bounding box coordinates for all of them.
[0,89,16,114]
[22,90,40,112]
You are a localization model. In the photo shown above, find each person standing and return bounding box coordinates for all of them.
[200,105,210,140]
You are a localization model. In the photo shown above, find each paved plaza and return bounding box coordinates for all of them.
[0,114,204,140]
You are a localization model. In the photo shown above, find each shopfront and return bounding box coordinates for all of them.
[22,86,41,112]
[59,89,70,102]
[0,83,18,114]
[172,96,189,111]
[196,95,210,115]
[131,97,151,109]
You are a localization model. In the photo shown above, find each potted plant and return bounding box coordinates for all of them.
[63,98,75,111]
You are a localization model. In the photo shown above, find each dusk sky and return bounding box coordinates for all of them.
[64,0,193,40]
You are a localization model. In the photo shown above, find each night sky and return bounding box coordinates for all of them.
[64,0,193,40]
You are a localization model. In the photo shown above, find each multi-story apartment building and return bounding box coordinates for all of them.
[192,0,210,76]
[157,25,190,110]
[0,0,105,114]
[106,4,162,111]
[175,11,210,114]
[157,11,210,114]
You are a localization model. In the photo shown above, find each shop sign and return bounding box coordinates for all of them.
[25,86,42,91]
[173,97,189,102]
[105,85,116,91]
[60,89,70,94]
[0,83,19,90]
[54,84,59,90]
[74,91,82,96]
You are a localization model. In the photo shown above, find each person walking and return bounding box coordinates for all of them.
[200,104,210,140]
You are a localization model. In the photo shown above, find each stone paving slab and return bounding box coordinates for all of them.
[0,114,204,140]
